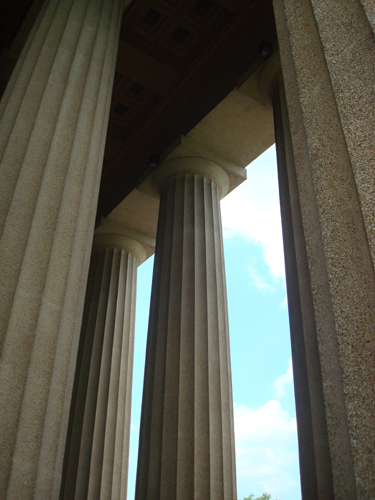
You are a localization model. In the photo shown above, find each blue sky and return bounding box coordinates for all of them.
[127,145,301,500]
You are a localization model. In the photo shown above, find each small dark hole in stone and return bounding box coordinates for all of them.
[258,40,273,60]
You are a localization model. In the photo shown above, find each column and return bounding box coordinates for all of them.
[136,157,237,500]
[273,1,375,497]
[0,0,126,498]
[273,82,334,500]
[61,233,147,500]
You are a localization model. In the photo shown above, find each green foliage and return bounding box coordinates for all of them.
[244,494,272,500]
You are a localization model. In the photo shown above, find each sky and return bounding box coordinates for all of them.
[127,145,301,500]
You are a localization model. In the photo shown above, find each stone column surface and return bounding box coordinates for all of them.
[274,82,334,500]
[273,0,375,498]
[0,0,125,498]
[61,233,147,500]
[135,157,237,500]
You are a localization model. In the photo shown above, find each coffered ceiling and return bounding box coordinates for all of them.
[104,0,237,179]
[0,0,276,218]
[100,0,276,217]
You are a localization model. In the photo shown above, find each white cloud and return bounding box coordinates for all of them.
[234,400,296,448]
[221,146,285,281]
[248,265,276,293]
[234,400,300,500]
[274,357,294,398]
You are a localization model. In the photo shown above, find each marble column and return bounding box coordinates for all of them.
[273,1,375,497]
[136,157,237,500]
[0,0,126,498]
[61,233,147,500]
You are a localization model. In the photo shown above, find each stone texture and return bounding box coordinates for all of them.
[135,158,237,500]
[61,233,146,500]
[0,0,124,497]
[309,0,375,269]
[273,0,375,497]
[359,1,375,34]
[274,82,334,500]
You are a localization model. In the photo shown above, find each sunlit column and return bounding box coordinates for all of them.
[62,233,147,500]
[136,157,237,500]
[0,0,126,497]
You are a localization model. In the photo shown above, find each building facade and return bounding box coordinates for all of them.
[0,0,374,499]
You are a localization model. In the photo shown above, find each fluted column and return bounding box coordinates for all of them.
[273,0,375,497]
[0,0,126,498]
[136,157,237,500]
[273,82,333,500]
[61,233,147,500]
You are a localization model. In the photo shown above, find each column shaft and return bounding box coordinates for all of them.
[0,0,124,497]
[62,235,141,500]
[136,172,236,500]
[274,83,333,500]
[273,0,375,497]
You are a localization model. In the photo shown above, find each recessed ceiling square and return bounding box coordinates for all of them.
[142,8,162,27]
[171,26,189,43]
[193,0,212,16]
[114,103,129,115]
[130,82,145,95]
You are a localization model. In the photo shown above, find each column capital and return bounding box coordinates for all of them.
[94,217,155,265]
[93,233,148,265]
[139,136,246,201]
[152,156,231,199]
